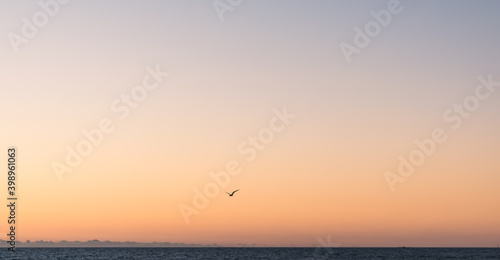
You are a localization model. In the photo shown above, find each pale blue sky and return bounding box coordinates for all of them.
[1,1,500,246]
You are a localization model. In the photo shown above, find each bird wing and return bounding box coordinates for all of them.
[231,189,240,195]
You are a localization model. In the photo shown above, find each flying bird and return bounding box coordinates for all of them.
[226,189,239,197]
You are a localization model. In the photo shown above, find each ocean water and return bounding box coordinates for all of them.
[1,247,499,259]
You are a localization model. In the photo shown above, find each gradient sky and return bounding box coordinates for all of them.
[1,0,500,247]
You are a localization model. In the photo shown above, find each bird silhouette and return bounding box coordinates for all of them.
[226,189,239,197]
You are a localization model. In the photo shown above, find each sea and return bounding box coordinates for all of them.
[0,247,499,259]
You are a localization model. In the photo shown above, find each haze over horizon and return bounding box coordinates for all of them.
[1,0,500,247]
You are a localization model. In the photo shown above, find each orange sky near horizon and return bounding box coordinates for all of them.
[1,1,500,247]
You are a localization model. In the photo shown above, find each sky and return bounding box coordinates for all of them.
[1,0,500,247]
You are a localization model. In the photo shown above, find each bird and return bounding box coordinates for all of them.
[226,189,239,197]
